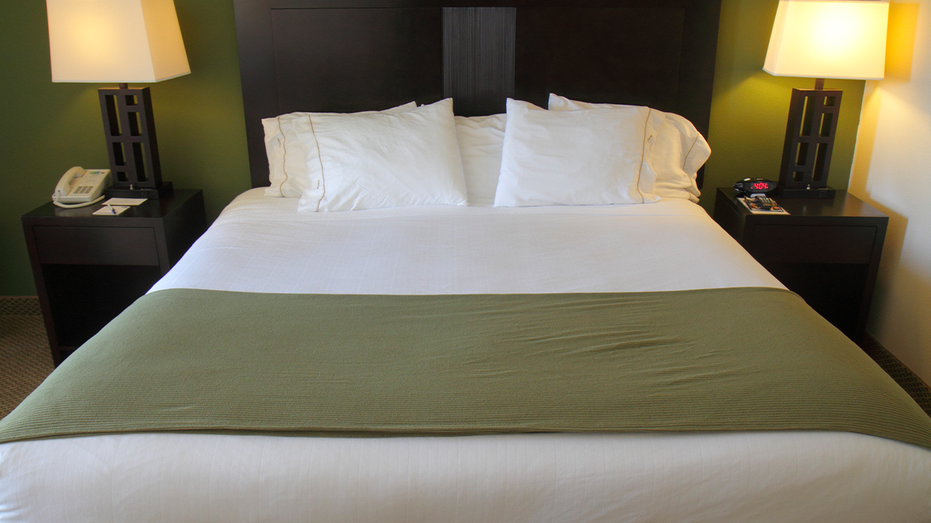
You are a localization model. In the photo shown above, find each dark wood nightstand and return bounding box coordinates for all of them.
[713,188,888,342]
[22,190,207,365]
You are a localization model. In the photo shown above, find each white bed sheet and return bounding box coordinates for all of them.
[150,188,783,295]
[3,190,930,523]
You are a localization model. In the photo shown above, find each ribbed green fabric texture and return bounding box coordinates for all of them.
[2,288,931,450]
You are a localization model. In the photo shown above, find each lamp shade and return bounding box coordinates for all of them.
[764,0,888,80]
[47,0,190,83]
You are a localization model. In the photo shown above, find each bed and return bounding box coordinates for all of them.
[3,1,931,522]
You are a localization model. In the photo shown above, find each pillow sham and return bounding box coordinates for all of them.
[295,98,468,212]
[548,94,710,203]
[494,98,654,207]
[262,102,417,198]
[455,114,506,207]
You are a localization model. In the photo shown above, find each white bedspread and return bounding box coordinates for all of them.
[3,190,930,523]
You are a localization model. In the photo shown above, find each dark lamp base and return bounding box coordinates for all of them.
[106,182,174,200]
[773,185,836,199]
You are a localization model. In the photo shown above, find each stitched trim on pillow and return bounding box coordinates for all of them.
[275,116,289,198]
[683,134,699,170]
[634,107,654,204]
[306,115,326,212]
[682,133,701,191]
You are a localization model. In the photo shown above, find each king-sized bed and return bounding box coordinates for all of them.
[2,1,930,521]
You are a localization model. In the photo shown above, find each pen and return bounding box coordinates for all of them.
[106,204,116,215]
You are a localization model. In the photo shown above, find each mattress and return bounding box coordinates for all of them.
[2,190,930,523]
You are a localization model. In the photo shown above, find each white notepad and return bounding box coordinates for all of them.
[93,205,130,216]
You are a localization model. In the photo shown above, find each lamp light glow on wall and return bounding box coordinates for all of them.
[47,0,190,199]
[764,0,888,198]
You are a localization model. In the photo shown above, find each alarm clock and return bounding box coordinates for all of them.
[734,178,778,195]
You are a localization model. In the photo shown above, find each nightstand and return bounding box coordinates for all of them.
[713,188,888,342]
[22,190,207,365]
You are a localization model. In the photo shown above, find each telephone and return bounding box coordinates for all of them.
[52,167,112,208]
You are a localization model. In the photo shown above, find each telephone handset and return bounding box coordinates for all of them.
[52,167,112,208]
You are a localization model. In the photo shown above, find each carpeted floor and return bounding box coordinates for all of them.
[0,297,54,419]
[2,296,930,420]
[860,334,931,417]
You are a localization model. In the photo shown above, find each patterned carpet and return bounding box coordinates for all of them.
[1,297,930,420]
[861,334,931,417]
[0,297,54,419]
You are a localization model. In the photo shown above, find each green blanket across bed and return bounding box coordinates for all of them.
[2,287,931,450]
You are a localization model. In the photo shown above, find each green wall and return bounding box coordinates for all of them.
[0,0,866,296]
[0,1,250,296]
[705,0,865,213]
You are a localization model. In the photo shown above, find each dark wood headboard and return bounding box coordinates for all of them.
[233,0,722,189]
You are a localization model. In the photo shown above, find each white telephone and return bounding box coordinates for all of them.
[52,167,112,208]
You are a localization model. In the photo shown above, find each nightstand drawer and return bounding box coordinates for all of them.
[34,226,160,266]
[749,225,876,264]
[23,190,206,365]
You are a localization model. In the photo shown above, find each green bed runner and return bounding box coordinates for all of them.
[3,287,931,450]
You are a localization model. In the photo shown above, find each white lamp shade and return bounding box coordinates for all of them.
[764,0,888,80]
[47,0,190,83]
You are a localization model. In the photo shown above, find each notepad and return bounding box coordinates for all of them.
[93,205,130,216]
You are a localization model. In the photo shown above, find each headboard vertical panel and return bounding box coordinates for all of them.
[443,8,517,117]
[443,7,517,116]
[234,0,721,190]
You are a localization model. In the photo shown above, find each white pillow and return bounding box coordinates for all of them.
[494,98,654,207]
[454,114,506,207]
[548,94,710,203]
[295,98,468,212]
[262,102,417,198]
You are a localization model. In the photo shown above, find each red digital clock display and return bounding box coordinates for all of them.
[734,178,777,194]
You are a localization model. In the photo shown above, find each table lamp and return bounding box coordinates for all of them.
[764,0,888,198]
[46,0,190,199]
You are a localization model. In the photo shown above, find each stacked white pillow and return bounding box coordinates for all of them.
[294,98,467,212]
[494,98,657,207]
[547,94,710,203]
[263,99,468,212]
[262,102,417,198]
